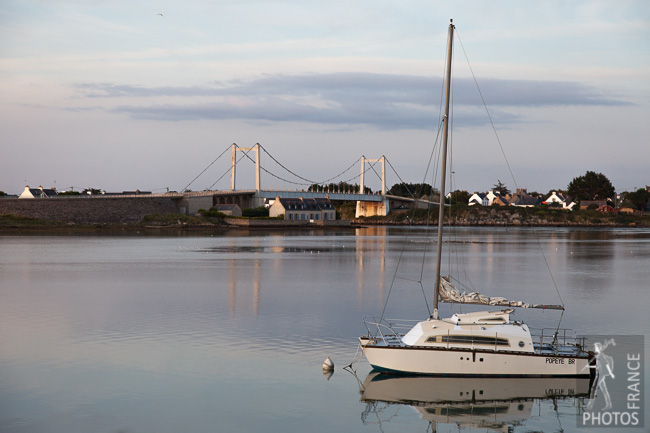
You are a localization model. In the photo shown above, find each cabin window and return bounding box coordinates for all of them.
[479,317,506,322]
[426,335,510,346]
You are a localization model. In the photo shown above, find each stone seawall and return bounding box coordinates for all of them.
[0,196,183,224]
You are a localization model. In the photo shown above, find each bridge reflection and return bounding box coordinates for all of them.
[222,230,389,316]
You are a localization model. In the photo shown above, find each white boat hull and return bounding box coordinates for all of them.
[361,341,590,377]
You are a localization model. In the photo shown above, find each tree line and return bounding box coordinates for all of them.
[382,171,648,211]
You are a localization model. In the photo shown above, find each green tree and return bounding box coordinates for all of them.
[567,171,615,201]
[446,190,470,205]
[388,183,436,198]
[623,188,650,210]
[82,188,103,195]
[619,200,637,210]
[242,207,269,217]
[492,180,510,196]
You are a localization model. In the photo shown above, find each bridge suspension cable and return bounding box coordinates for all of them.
[237,145,392,192]
[181,145,231,192]
[207,145,255,190]
[183,142,402,193]
[365,158,384,182]
[231,145,321,187]
[239,144,382,190]
[258,144,364,186]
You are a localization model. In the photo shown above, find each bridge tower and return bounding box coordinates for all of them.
[356,156,390,218]
[230,143,265,208]
[231,143,261,192]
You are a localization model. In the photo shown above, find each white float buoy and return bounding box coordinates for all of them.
[322,356,334,372]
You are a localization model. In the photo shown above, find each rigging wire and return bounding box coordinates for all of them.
[446,56,456,285]
[385,28,451,318]
[419,35,452,303]
[456,30,565,311]
[378,32,451,321]
[444,56,477,300]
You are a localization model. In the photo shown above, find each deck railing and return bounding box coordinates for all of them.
[362,317,420,346]
[530,327,588,355]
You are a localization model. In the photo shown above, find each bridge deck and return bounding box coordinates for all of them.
[182,190,441,206]
[258,190,383,202]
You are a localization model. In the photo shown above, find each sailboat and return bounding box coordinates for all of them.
[359,20,590,377]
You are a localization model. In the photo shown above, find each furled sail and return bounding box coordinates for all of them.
[439,277,564,310]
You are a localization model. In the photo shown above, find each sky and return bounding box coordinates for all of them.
[1,0,649,195]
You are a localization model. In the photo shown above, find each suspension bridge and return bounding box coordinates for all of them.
[181,143,434,218]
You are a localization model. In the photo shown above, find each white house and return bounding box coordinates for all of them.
[19,186,58,199]
[544,191,576,210]
[269,196,336,221]
[468,190,506,206]
[486,190,505,205]
[468,192,488,206]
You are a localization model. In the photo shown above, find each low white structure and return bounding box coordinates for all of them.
[19,186,58,199]
[269,196,336,221]
[213,204,242,217]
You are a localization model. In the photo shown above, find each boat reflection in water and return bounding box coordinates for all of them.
[360,372,591,431]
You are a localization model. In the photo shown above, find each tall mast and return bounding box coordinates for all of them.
[432,19,454,320]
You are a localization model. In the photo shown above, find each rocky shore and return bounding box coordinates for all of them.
[350,206,650,228]
[1,213,648,233]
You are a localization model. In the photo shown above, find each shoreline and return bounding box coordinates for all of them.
[1,219,648,233]
[2,208,649,233]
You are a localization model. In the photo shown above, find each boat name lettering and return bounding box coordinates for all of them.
[545,388,572,395]
[545,358,565,364]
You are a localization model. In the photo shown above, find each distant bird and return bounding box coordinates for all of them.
[157,13,163,17]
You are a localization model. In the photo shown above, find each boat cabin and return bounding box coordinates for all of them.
[401,309,535,353]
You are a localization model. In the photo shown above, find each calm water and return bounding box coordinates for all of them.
[0,227,648,433]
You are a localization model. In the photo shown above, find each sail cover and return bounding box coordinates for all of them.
[439,277,564,310]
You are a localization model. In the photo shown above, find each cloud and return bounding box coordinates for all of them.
[72,73,630,129]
